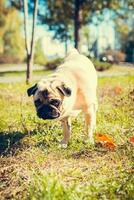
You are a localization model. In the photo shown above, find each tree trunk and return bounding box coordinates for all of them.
[23,0,38,84]
[30,0,38,68]
[74,0,82,51]
[23,0,30,55]
[65,37,68,56]
[26,54,32,84]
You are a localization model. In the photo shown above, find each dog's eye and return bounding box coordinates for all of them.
[42,89,49,98]
[50,99,60,107]
[34,99,42,107]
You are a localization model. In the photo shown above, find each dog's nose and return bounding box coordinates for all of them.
[37,105,60,119]
[37,111,43,119]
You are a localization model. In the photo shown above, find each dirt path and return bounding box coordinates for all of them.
[0,64,44,72]
[0,75,44,83]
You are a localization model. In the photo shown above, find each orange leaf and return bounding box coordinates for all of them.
[129,136,134,144]
[96,133,116,150]
[113,86,123,95]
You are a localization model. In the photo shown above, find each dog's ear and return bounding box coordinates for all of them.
[27,84,37,96]
[57,84,71,97]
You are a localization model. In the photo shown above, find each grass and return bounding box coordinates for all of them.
[0,70,134,199]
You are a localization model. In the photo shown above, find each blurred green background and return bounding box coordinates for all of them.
[0,0,133,71]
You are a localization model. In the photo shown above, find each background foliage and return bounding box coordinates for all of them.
[0,0,133,65]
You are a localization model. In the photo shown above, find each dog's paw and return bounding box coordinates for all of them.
[89,138,95,145]
[58,143,68,149]
[84,138,95,146]
[61,143,68,148]
[58,139,68,149]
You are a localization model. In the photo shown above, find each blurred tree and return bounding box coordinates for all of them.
[115,19,129,51]
[23,0,38,84]
[39,0,132,52]
[39,0,74,53]
[0,0,25,62]
[10,0,39,83]
[10,0,134,62]
[112,1,134,62]
[34,38,47,65]
[82,25,90,52]
[74,0,81,49]
[125,30,134,62]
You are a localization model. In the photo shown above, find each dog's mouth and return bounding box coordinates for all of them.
[37,104,60,120]
[37,112,60,120]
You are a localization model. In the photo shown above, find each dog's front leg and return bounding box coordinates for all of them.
[85,104,97,144]
[60,117,71,148]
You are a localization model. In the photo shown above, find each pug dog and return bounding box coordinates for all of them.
[27,48,98,148]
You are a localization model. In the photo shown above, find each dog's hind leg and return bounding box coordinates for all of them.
[60,117,71,148]
[85,103,97,144]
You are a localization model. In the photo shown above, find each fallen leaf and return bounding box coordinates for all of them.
[113,86,123,95]
[95,133,116,150]
[129,136,134,144]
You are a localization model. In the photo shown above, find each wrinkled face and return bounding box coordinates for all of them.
[27,80,71,120]
[34,87,62,120]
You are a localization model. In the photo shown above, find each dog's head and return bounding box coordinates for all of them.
[27,79,71,120]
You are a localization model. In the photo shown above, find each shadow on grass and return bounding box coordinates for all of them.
[71,142,134,164]
[71,147,107,159]
[0,131,26,156]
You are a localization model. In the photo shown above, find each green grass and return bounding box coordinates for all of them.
[0,73,134,199]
